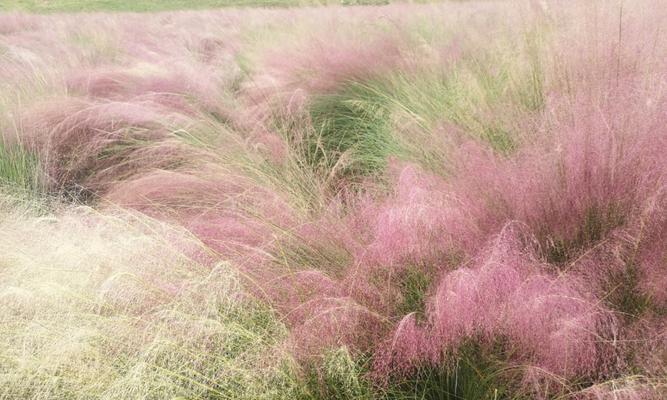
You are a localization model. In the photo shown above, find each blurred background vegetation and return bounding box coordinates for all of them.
[0,0,397,13]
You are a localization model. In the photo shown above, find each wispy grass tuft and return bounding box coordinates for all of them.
[0,138,43,193]
[305,82,396,182]
[0,203,306,400]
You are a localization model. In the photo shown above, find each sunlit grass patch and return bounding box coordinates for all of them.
[0,204,305,400]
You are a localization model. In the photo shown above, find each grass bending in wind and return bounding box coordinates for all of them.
[0,199,305,400]
[305,81,396,182]
[0,2,665,399]
[283,29,548,187]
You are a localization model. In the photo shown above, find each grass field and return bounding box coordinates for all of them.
[1,0,390,13]
[0,1,665,399]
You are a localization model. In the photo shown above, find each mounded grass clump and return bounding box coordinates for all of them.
[383,341,524,400]
[306,82,395,182]
[0,139,42,193]
[267,19,549,187]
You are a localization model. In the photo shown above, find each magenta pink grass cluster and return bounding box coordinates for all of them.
[1,1,665,397]
[374,223,618,376]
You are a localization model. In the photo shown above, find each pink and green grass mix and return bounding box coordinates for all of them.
[0,1,665,398]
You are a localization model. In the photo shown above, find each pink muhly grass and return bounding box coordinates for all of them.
[375,224,618,381]
[0,13,38,35]
[270,84,665,360]
[0,13,37,35]
[244,24,411,124]
[65,67,224,115]
[236,31,409,148]
[363,81,665,381]
[362,162,481,269]
[287,295,387,361]
[104,168,296,256]
[20,98,191,195]
[1,4,664,397]
[104,165,395,360]
[367,77,667,267]
[265,33,405,95]
[247,131,289,165]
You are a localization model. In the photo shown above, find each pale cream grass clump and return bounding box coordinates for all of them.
[0,198,301,400]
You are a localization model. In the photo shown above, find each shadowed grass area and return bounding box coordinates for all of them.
[384,343,524,400]
[395,267,432,319]
[300,343,524,400]
[539,204,627,264]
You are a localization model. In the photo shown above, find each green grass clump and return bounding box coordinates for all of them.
[0,139,43,193]
[287,36,547,183]
[606,260,653,320]
[383,341,524,400]
[295,342,523,400]
[395,267,432,319]
[305,347,375,400]
[380,57,529,158]
[304,82,397,183]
